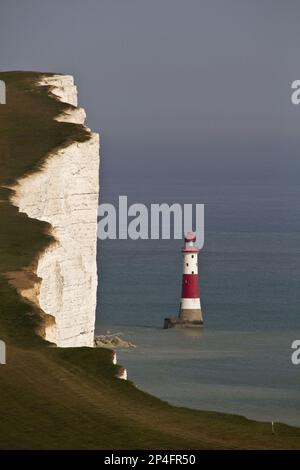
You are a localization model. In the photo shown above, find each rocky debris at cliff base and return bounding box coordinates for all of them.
[94,334,136,349]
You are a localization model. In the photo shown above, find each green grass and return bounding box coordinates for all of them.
[0,71,300,449]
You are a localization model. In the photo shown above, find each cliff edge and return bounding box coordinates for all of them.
[10,75,99,347]
[0,72,99,347]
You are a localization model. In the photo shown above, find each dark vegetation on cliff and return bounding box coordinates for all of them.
[0,72,299,449]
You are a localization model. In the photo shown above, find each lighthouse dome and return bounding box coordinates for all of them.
[184,231,196,242]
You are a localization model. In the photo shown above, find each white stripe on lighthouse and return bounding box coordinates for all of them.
[182,253,198,274]
[181,298,201,310]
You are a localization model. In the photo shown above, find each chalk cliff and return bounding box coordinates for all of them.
[11,75,100,347]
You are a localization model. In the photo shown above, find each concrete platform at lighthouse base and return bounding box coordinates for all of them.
[163,317,204,329]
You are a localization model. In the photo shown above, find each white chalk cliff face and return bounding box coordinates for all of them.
[12,75,100,347]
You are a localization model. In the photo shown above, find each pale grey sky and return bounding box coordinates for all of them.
[1,0,299,138]
[1,0,300,201]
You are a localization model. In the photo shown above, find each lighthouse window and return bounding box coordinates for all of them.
[191,255,194,258]
[192,271,194,274]
[186,263,189,267]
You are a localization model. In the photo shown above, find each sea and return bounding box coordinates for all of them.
[95,138,300,426]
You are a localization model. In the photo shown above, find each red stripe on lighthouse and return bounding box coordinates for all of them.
[181,274,200,298]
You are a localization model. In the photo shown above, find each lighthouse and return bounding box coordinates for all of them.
[164,231,203,328]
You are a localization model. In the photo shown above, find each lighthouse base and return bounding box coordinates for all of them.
[179,308,203,323]
[163,316,203,329]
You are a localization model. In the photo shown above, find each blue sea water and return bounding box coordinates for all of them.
[96,142,300,426]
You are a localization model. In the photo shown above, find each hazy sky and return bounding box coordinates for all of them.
[1,0,300,137]
[1,0,300,203]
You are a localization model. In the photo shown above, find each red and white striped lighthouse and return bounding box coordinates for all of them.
[164,231,203,328]
[179,231,203,324]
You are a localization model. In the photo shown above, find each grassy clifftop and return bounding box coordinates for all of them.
[0,71,299,449]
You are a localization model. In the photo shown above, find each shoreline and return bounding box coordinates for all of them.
[97,323,300,428]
